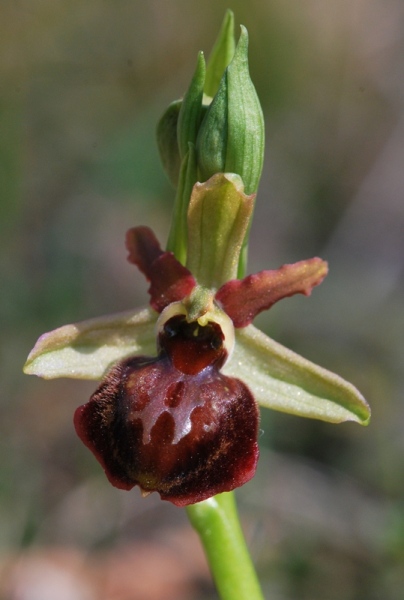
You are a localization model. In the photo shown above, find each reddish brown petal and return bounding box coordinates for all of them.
[126,226,164,271]
[73,315,259,506]
[147,254,196,313]
[216,258,328,328]
[126,226,196,312]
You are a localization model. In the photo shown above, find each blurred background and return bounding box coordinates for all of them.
[1,1,403,598]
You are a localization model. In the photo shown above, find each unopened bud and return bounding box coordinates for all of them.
[196,26,265,195]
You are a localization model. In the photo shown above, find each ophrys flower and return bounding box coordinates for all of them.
[24,174,370,506]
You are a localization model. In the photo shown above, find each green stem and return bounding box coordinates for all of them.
[186,491,264,600]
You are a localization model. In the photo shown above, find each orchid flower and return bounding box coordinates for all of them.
[23,14,369,511]
[24,172,369,506]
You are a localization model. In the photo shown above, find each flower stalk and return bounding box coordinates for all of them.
[187,493,264,600]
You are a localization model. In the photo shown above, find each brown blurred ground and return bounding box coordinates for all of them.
[1,1,404,598]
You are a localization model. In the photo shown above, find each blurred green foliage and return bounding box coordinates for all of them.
[1,1,404,598]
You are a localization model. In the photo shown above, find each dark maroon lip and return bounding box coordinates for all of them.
[74,314,259,506]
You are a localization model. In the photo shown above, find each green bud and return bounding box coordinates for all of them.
[156,100,182,188]
[204,9,236,98]
[196,26,265,195]
[156,9,235,189]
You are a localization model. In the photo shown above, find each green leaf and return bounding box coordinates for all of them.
[205,9,236,98]
[23,307,157,380]
[186,173,254,289]
[223,325,370,425]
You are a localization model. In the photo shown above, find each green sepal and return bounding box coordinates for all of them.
[186,173,255,289]
[196,26,265,196]
[156,99,182,188]
[223,325,371,425]
[205,9,236,98]
[178,52,206,159]
[23,307,157,380]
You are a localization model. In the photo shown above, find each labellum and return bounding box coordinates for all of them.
[74,311,259,507]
